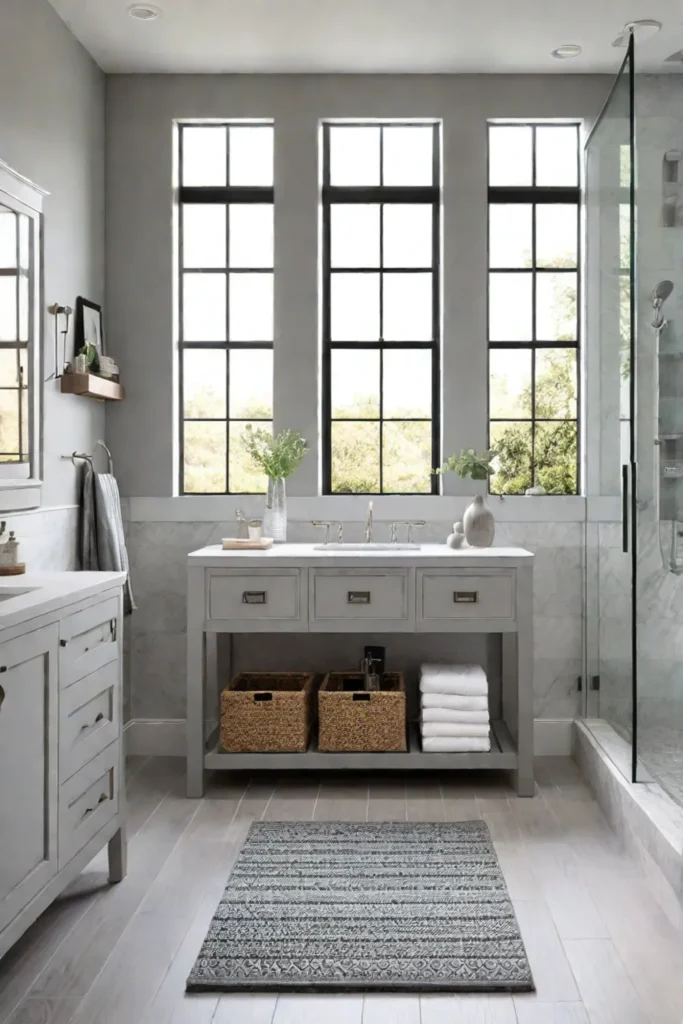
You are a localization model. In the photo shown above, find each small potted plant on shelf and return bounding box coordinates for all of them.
[436,449,497,547]
[241,426,309,542]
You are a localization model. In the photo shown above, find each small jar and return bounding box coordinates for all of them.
[248,519,263,541]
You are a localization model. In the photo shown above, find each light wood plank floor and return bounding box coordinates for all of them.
[1,756,682,1024]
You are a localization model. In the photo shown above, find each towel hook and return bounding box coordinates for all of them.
[61,439,113,473]
[94,440,114,474]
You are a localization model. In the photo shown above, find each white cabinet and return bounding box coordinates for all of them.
[0,582,126,962]
[0,625,59,934]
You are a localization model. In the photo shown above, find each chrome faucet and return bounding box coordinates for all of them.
[364,500,373,543]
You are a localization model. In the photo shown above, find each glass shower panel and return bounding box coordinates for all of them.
[584,43,636,780]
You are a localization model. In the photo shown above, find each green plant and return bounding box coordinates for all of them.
[436,449,497,481]
[240,426,309,480]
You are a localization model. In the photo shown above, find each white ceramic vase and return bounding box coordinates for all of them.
[463,494,495,548]
[263,477,287,542]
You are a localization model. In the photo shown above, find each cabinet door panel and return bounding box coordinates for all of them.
[59,596,119,688]
[0,624,59,932]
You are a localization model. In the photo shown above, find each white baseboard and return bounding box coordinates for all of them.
[124,717,574,758]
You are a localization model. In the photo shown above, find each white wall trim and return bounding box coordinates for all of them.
[124,717,574,758]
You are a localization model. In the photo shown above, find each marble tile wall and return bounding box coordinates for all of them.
[124,517,583,724]
[1,507,79,572]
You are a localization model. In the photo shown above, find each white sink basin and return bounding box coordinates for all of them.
[0,587,39,602]
[313,543,421,551]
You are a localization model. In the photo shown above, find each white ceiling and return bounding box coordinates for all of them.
[48,0,683,74]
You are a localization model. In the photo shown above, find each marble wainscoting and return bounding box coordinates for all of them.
[0,506,79,571]
[124,518,584,743]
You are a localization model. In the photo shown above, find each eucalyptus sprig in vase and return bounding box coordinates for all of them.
[241,426,309,542]
[436,449,497,548]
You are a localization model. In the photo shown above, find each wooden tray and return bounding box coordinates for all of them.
[221,537,274,550]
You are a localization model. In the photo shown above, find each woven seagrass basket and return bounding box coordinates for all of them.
[220,672,315,753]
[318,672,407,752]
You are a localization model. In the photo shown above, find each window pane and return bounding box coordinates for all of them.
[18,216,29,270]
[0,277,17,341]
[331,421,380,493]
[535,349,577,419]
[0,350,19,387]
[536,272,577,341]
[383,421,432,492]
[383,273,432,341]
[229,350,273,418]
[183,273,226,341]
[383,349,431,417]
[330,205,379,268]
[383,205,432,268]
[490,349,532,418]
[329,126,380,186]
[183,421,226,493]
[229,273,273,341]
[331,350,379,418]
[18,275,28,342]
[20,352,28,460]
[183,350,226,419]
[331,273,380,341]
[489,421,532,494]
[489,272,532,342]
[619,204,630,271]
[489,126,532,187]
[535,126,578,186]
[183,205,226,268]
[0,208,16,268]
[229,126,273,187]
[229,421,270,493]
[489,205,532,268]
[0,387,19,459]
[182,126,226,186]
[535,421,577,494]
[536,205,577,268]
[382,126,433,186]
[229,205,273,268]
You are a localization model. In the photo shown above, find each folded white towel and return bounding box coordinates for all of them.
[421,708,489,725]
[420,675,488,697]
[422,736,491,753]
[421,693,489,712]
[421,722,490,738]
[421,663,486,681]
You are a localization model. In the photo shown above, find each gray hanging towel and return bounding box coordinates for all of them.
[80,461,136,614]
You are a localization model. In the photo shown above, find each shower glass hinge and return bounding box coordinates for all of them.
[591,675,600,691]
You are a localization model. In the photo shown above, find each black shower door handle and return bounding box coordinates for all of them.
[622,464,629,554]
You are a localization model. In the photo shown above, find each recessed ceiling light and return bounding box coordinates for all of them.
[128,3,162,21]
[551,44,582,60]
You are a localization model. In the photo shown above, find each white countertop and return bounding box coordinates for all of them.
[0,571,126,632]
[188,543,533,567]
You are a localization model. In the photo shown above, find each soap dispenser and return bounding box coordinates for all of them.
[0,526,25,575]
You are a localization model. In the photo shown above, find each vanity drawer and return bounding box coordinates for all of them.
[59,660,120,782]
[59,596,119,689]
[418,571,515,625]
[311,570,411,627]
[208,570,304,625]
[59,743,119,869]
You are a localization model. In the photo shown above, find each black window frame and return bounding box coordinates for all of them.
[487,121,582,496]
[177,121,274,496]
[321,121,441,496]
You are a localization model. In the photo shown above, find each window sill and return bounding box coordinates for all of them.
[0,478,42,511]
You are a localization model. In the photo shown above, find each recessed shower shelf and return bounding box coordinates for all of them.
[657,434,683,443]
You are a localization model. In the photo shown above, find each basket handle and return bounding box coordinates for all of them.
[352,692,371,702]
[253,692,273,702]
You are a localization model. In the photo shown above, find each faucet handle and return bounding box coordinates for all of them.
[390,520,426,543]
[312,520,343,544]
[406,520,426,543]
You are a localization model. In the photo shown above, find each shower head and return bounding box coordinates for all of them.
[653,281,674,307]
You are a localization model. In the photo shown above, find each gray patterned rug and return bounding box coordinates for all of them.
[186,820,534,993]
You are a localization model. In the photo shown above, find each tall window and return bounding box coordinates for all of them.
[178,123,273,494]
[321,122,441,494]
[488,123,580,495]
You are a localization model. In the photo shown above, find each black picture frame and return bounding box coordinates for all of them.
[74,296,105,360]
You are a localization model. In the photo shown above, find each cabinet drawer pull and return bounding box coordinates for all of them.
[81,792,108,821]
[0,665,6,673]
[453,591,479,604]
[348,591,371,605]
[0,683,4,710]
[60,639,69,647]
[80,711,105,732]
[242,591,267,605]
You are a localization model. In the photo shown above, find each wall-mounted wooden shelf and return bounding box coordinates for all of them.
[60,373,124,402]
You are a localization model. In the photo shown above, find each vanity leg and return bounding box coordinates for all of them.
[108,825,127,883]
[514,563,535,797]
[187,566,206,798]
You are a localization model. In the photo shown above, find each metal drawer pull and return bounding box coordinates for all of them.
[80,712,105,732]
[453,591,479,603]
[242,591,267,604]
[81,792,108,821]
[0,683,4,710]
[348,591,371,604]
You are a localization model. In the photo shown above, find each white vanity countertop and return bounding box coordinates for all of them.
[0,571,126,633]
[188,544,534,567]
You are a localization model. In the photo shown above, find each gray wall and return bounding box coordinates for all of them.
[0,0,105,520]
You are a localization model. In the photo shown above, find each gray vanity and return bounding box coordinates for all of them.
[186,544,535,797]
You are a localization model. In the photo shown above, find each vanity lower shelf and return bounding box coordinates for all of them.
[204,719,517,771]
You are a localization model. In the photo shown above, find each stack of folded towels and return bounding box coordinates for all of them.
[420,663,490,752]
